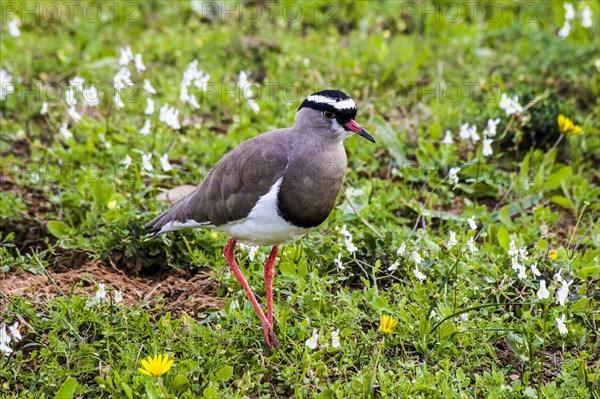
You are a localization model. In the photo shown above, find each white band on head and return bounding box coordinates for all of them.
[306,94,356,110]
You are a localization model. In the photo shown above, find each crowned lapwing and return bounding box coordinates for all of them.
[146,90,375,348]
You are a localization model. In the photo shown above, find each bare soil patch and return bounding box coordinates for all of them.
[0,259,223,317]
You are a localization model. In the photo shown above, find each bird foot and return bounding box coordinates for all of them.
[262,322,281,349]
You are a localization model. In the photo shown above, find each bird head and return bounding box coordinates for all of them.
[296,90,375,143]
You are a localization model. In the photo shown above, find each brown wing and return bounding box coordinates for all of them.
[145,130,289,233]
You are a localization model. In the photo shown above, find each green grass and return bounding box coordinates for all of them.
[1,1,599,397]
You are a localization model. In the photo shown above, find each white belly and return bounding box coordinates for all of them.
[215,177,311,245]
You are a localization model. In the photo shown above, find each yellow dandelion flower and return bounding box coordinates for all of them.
[557,114,583,136]
[379,314,399,335]
[548,249,558,260]
[138,354,174,377]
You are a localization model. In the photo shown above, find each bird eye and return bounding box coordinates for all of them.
[322,111,336,120]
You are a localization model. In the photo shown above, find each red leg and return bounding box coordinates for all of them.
[223,238,280,349]
[264,245,279,326]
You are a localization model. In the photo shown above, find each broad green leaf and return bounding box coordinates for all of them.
[550,195,572,209]
[92,181,111,204]
[496,226,510,251]
[427,122,442,140]
[216,365,233,382]
[203,384,218,399]
[145,382,160,399]
[372,116,407,166]
[546,166,572,191]
[121,383,133,399]
[297,258,307,278]
[47,221,70,238]
[173,374,191,392]
[498,206,512,227]
[279,262,296,278]
[318,388,335,399]
[570,297,590,314]
[439,321,455,341]
[579,265,600,279]
[55,377,78,399]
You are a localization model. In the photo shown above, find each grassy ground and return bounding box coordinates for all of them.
[1,1,599,398]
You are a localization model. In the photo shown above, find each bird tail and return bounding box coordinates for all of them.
[145,189,208,237]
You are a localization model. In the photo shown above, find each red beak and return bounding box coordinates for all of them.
[343,119,375,143]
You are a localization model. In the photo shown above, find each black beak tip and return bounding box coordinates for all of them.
[360,128,376,143]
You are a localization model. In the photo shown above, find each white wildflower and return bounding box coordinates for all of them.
[595,59,600,72]
[303,58,310,66]
[0,323,12,356]
[345,237,357,254]
[556,314,568,335]
[517,265,527,280]
[397,242,406,256]
[83,86,100,106]
[67,106,82,123]
[482,138,493,157]
[188,94,200,109]
[469,124,480,142]
[582,6,592,28]
[238,71,260,113]
[247,246,258,261]
[114,290,123,303]
[247,99,260,113]
[446,230,458,249]
[142,153,153,171]
[113,82,125,108]
[483,118,500,137]
[536,280,550,299]
[459,123,471,140]
[413,267,427,282]
[564,3,575,21]
[159,104,181,129]
[139,119,151,135]
[133,53,145,72]
[334,253,345,270]
[144,98,155,115]
[554,268,563,283]
[8,323,21,342]
[339,225,352,238]
[530,263,541,277]
[0,69,14,100]
[65,86,77,107]
[143,79,157,95]
[8,18,20,37]
[331,330,340,348]
[59,123,72,140]
[305,329,318,349]
[122,155,132,169]
[442,130,454,144]
[558,20,571,38]
[467,216,477,231]
[467,237,477,253]
[447,167,460,185]
[95,283,107,300]
[118,46,134,66]
[556,279,571,306]
[410,250,422,265]
[113,67,132,86]
[40,102,48,115]
[180,60,210,105]
[160,153,173,172]
[387,261,399,272]
[499,93,523,115]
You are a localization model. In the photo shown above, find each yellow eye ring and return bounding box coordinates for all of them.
[322,111,336,120]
